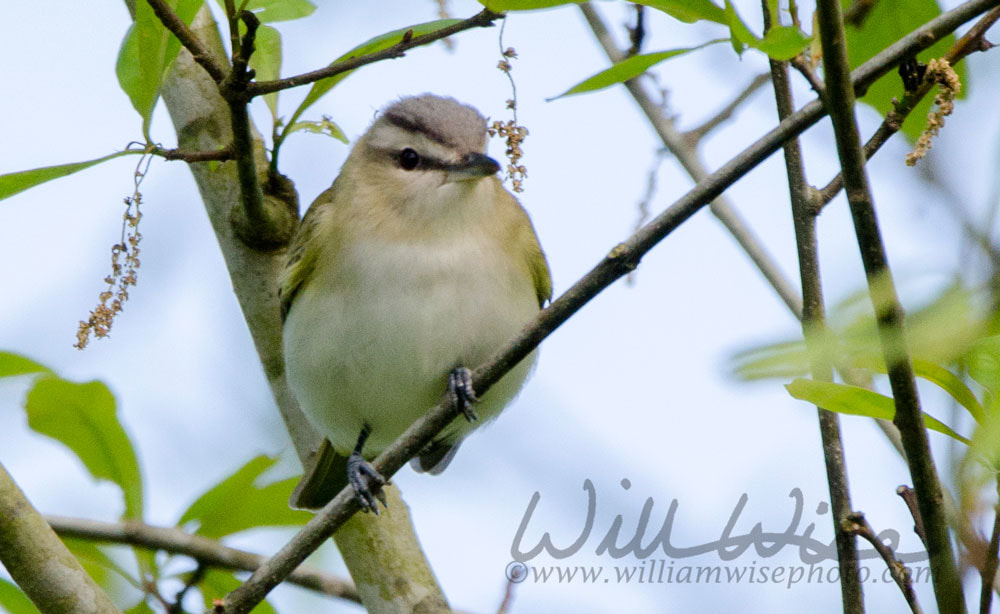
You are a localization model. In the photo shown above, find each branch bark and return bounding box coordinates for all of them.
[0,464,121,614]
[44,515,360,603]
[815,0,966,610]
[246,9,503,97]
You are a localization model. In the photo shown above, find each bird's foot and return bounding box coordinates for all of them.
[449,366,479,422]
[347,452,388,514]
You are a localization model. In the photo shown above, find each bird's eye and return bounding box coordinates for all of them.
[399,148,420,170]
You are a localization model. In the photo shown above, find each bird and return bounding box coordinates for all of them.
[280,94,551,512]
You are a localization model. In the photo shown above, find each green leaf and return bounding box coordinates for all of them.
[117,0,205,137]
[755,25,811,61]
[724,0,758,54]
[283,19,463,134]
[854,355,986,423]
[63,538,138,589]
[178,455,311,538]
[0,351,52,379]
[124,601,156,614]
[786,379,969,444]
[730,339,810,381]
[641,0,725,24]
[841,0,964,142]
[479,0,579,9]
[286,117,349,143]
[480,0,726,22]
[199,569,277,614]
[968,336,1000,398]
[0,579,41,614]
[0,151,136,202]
[249,25,282,120]
[244,0,315,22]
[552,40,727,99]
[24,377,144,519]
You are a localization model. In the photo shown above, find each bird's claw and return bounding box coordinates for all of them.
[347,452,388,514]
[449,367,479,422]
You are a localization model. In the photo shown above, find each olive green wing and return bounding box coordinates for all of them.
[279,184,337,322]
[526,234,552,308]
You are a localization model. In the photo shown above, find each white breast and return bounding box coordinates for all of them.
[283,230,539,456]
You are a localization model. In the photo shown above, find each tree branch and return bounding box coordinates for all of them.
[44,515,360,603]
[142,144,235,162]
[217,1,1000,609]
[844,512,923,613]
[815,6,1000,213]
[247,9,503,97]
[815,0,966,610]
[763,1,864,608]
[144,0,228,83]
[0,464,122,614]
[579,3,803,319]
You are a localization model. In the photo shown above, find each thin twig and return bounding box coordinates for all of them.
[45,515,360,604]
[763,0,863,608]
[790,55,828,98]
[216,3,1000,610]
[140,144,235,162]
[144,0,228,83]
[682,73,772,146]
[815,6,1000,213]
[816,0,966,608]
[579,3,803,318]
[248,9,503,97]
[844,512,923,613]
[168,563,206,614]
[625,4,645,57]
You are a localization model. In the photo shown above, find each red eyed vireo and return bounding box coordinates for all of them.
[280,95,551,512]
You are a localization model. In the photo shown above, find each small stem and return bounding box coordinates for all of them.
[141,144,235,162]
[144,0,228,83]
[844,512,923,613]
[249,9,502,97]
[790,55,828,98]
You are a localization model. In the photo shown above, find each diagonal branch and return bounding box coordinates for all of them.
[217,1,1000,609]
[248,9,503,97]
[145,0,228,83]
[815,0,966,610]
[0,464,122,614]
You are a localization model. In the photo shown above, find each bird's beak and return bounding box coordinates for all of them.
[444,152,501,183]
